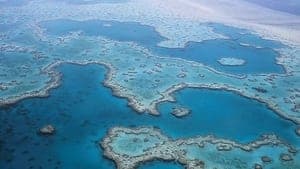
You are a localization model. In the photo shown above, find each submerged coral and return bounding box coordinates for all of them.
[101,127,299,169]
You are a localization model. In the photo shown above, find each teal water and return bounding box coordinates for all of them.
[139,161,183,169]
[157,40,283,74]
[207,23,286,49]
[0,64,298,169]
[40,19,165,47]
[158,88,299,145]
[40,19,285,75]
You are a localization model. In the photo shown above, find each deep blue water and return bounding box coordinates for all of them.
[0,64,298,169]
[158,88,299,145]
[246,0,300,15]
[40,19,285,75]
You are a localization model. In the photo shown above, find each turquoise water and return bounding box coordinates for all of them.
[139,161,183,169]
[40,19,165,47]
[40,19,285,75]
[0,64,298,169]
[207,23,286,49]
[157,40,283,74]
[158,88,299,145]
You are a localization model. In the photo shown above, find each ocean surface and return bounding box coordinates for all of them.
[0,0,128,7]
[0,0,28,7]
[246,0,300,15]
[40,19,285,75]
[0,63,298,169]
[139,161,183,169]
[62,0,129,4]
[1,4,299,168]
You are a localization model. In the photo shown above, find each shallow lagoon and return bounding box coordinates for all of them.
[0,64,298,169]
[40,19,285,75]
[158,88,299,145]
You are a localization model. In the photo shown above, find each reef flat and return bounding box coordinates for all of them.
[101,127,299,169]
[2,63,298,169]
[171,107,190,118]
[218,57,246,66]
[1,24,300,124]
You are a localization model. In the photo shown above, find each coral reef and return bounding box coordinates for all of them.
[171,107,190,118]
[0,0,300,125]
[101,127,298,169]
[217,57,246,66]
[39,124,55,135]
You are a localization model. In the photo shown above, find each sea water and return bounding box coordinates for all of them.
[40,19,285,75]
[139,161,183,169]
[245,0,300,15]
[158,88,299,145]
[0,0,29,7]
[0,63,298,169]
[61,0,129,5]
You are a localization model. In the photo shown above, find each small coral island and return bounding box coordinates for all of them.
[101,127,297,169]
[218,57,246,66]
[171,107,190,118]
[39,124,55,135]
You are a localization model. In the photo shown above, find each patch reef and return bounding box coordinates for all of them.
[101,127,297,169]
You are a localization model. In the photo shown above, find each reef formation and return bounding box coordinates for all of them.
[101,127,299,169]
[217,57,246,66]
[1,0,300,168]
[0,0,299,125]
